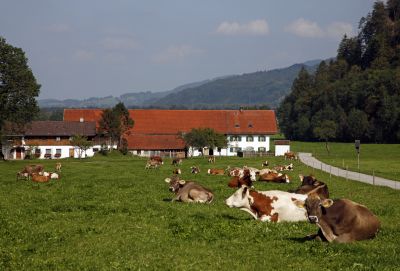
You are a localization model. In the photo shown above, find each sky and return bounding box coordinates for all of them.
[0,0,377,100]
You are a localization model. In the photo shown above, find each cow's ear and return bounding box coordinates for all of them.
[164,178,171,183]
[321,199,334,208]
[178,180,186,185]
[299,174,304,182]
[293,199,305,208]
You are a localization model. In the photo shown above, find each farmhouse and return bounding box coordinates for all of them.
[1,121,100,160]
[64,109,278,157]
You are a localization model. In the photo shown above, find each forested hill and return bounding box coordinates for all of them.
[278,1,400,143]
[150,63,318,108]
[38,61,319,109]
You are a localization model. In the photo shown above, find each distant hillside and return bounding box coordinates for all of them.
[38,60,321,109]
[150,62,319,108]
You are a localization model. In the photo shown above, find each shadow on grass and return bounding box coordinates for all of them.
[162,198,173,202]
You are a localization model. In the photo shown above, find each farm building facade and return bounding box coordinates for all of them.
[64,109,278,157]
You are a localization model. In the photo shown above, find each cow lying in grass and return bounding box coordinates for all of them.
[165,176,214,203]
[228,169,254,188]
[225,186,307,222]
[294,193,380,243]
[31,173,50,183]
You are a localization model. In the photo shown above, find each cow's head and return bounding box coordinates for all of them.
[225,185,254,208]
[165,176,186,193]
[299,174,316,186]
[294,189,332,223]
[243,169,256,182]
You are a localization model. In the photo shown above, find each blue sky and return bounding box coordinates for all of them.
[0,0,376,99]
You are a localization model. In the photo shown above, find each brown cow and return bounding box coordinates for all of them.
[165,176,214,203]
[284,151,297,160]
[21,164,44,178]
[145,160,161,169]
[258,172,290,183]
[172,158,182,166]
[208,156,216,163]
[228,169,253,188]
[207,168,225,175]
[294,193,381,243]
[291,175,329,199]
[55,162,62,172]
[31,173,50,183]
[150,156,163,165]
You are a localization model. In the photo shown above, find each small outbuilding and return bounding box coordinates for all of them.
[274,140,290,156]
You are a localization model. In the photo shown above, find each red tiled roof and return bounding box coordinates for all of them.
[64,109,278,135]
[126,134,185,150]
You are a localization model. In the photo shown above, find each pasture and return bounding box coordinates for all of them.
[0,153,399,270]
[291,142,400,182]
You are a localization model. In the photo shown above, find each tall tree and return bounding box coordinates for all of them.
[0,36,40,157]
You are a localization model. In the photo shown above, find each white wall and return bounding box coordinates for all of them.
[226,135,270,156]
[275,145,290,156]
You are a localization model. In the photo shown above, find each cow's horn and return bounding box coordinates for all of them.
[306,184,326,195]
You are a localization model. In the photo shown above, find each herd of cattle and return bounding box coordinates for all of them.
[149,152,381,244]
[16,162,62,183]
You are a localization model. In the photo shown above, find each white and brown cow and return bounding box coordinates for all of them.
[207,168,225,175]
[171,158,183,166]
[258,172,290,183]
[190,166,200,174]
[165,176,214,203]
[294,193,380,243]
[225,186,308,222]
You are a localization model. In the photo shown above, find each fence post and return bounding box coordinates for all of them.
[346,166,348,181]
[373,170,375,185]
[320,162,323,171]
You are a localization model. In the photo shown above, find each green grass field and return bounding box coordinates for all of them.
[290,142,400,182]
[0,152,399,270]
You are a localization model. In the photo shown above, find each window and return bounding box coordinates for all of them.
[259,136,266,142]
[230,136,241,142]
[56,137,61,141]
[54,149,62,158]
[230,147,234,152]
[237,147,242,151]
[45,149,51,154]
[246,136,254,142]
[44,149,52,158]
[248,123,253,128]
[258,147,266,152]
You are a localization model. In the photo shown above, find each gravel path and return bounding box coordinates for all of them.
[298,152,399,190]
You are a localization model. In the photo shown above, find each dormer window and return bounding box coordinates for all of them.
[248,123,253,128]
[235,124,240,128]
[56,137,61,141]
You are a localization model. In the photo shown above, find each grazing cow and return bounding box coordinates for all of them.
[284,151,297,160]
[225,186,308,222]
[294,193,380,243]
[172,158,182,166]
[55,162,62,172]
[291,175,329,199]
[228,169,253,188]
[21,164,44,177]
[208,156,216,163]
[165,176,214,203]
[190,166,200,174]
[31,173,50,183]
[150,156,164,165]
[207,168,225,175]
[145,160,161,169]
[258,172,290,183]
[261,161,269,167]
[172,168,182,175]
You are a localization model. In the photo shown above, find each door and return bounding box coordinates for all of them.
[69,148,74,158]
[16,148,22,160]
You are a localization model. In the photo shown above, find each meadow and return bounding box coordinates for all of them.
[0,151,399,270]
[291,142,400,182]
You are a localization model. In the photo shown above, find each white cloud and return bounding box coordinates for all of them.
[47,24,71,33]
[152,45,203,64]
[216,19,269,36]
[326,22,354,39]
[73,49,95,61]
[285,18,354,40]
[101,37,138,51]
[285,18,323,38]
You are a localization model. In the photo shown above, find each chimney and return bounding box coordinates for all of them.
[80,117,84,123]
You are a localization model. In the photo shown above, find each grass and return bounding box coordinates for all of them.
[0,152,399,270]
[291,142,400,182]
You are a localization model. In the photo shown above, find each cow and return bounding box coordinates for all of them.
[164,176,214,203]
[291,175,329,199]
[226,166,243,177]
[228,169,254,188]
[16,171,29,181]
[172,158,182,166]
[172,168,182,175]
[273,165,285,172]
[284,163,294,171]
[284,151,297,160]
[190,166,200,174]
[261,160,269,167]
[294,193,381,243]
[43,172,60,179]
[225,186,308,222]
[258,168,278,175]
[145,160,161,169]
[55,162,62,172]
[150,156,164,165]
[21,164,44,176]
[208,156,216,163]
[31,173,50,183]
[258,172,290,183]
[207,168,225,175]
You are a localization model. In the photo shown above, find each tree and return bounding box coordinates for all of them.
[99,102,134,151]
[347,109,369,140]
[70,134,92,159]
[0,36,40,158]
[183,128,227,156]
[313,120,337,154]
